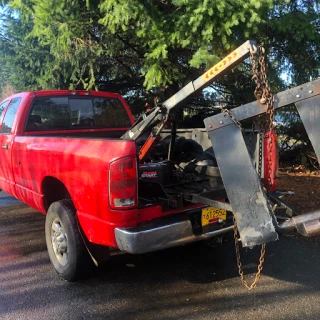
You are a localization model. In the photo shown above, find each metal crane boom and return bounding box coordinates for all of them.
[121,40,257,141]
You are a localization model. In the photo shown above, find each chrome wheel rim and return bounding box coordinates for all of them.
[51,218,68,266]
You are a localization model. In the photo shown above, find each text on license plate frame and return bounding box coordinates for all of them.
[201,207,227,227]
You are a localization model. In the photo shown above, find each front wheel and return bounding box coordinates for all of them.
[45,200,93,281]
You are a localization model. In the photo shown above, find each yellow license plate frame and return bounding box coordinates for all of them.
[201,207,227,227]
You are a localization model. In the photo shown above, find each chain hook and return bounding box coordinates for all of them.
[249,42,258,55]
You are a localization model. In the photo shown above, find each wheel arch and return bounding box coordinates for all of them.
[41,176,72,212]
[42,177,110,267]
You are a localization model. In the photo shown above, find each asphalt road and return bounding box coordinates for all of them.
[0,193,319,320]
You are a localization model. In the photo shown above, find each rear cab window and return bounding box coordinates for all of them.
[25,96,132,132]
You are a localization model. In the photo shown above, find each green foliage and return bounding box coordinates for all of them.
[0,0,319,116]
[0,0,319,168]
[0,0,278,93]
[0,6,72,91]
[98,0,274,88]
[264,0,320,86]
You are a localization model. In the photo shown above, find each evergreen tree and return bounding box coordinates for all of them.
[0,0,319,115]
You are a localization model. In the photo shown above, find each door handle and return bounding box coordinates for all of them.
[2,144,8,150]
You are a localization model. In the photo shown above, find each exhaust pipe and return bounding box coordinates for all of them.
[277,211,320,237]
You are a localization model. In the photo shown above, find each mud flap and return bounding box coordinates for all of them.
[295,95,320,162]
[204,122,278,247]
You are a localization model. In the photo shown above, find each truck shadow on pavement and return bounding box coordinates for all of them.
[95,232,320,291]
[0,198,319,290]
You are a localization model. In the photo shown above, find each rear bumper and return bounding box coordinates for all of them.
[115,220,233,254]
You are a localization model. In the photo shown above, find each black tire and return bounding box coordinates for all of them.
[45,200,93,281]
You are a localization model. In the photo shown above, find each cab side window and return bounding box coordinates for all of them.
[1,98,22,134]
[0,100,9,119]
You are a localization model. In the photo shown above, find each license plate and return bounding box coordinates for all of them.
[201,207,227,227]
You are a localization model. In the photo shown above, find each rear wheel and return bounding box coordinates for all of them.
[45,200,93,281]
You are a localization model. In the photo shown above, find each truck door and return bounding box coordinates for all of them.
[0,97,22,195]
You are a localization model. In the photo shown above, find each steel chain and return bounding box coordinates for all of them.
[255,46,275,191]
[258,128,264,178]
[250,46,275,131]
[255,116,267,178]
[233,44,275,291]
[233,217,266,290]
[220,107,243,130]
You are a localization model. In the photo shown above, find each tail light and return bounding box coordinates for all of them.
[263,131,279,192]
[109,156,137,209]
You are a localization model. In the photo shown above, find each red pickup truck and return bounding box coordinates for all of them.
[0,89,277,281]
